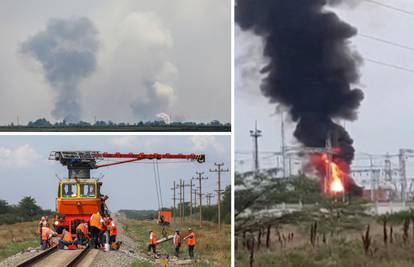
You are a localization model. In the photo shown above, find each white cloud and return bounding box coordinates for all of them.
[0,144,43,168]
[110,136,159,150]
[189,136,225,154]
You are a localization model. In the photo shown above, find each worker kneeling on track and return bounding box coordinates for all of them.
[108,217,117,245]
[41,223,57,250]
[58,229,74,249]
[75,222,89,247]
[147,230,157,257]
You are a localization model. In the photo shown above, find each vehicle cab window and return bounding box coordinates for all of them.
[80,184,96,197]
[62,183,77,198]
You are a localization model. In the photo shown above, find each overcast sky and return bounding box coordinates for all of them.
[0,0,230,124]
[236,1,414,176]
[0,135,230,211]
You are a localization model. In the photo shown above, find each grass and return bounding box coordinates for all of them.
[121,218,230,267]
[236,220,414,267]
[0,221,39,261]
[237,240,414,267]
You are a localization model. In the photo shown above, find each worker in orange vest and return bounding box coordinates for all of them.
[58,229,74,249]
[103,214,112,244]
[185,228,196,259]
[147,230,157,256]
[173,229,181,257]
[90,211,104,248]
[37,216,46,245]
[108,218,117,245]
[41,223,56,250]
[75,222,89,246]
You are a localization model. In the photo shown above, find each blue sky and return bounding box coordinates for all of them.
[0,135,230,211]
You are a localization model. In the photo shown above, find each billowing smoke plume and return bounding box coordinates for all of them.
[131,81,175,121]
[21,17,99,123]
[236,0,364,164]
[116,12,177,122]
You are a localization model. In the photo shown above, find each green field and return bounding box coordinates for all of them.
[121,218,231,267]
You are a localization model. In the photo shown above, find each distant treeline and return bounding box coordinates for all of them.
[0,196,52,225]
[5,118,230,129]
[120,185,231,224]
[118,209,158,221]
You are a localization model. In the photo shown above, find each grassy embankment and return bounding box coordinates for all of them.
[121,218,230,267]
[236,219,414,267]
[0,221,39,261]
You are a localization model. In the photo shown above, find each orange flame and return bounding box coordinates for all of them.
[330,162,344,193]
[320,154,345,195]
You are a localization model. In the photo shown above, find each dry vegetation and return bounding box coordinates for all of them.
[121,218,231,267]
[236,219,414,267]
[0,221,38,261]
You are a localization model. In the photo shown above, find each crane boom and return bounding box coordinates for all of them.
[50,151,205,179]
[95,153,205,168]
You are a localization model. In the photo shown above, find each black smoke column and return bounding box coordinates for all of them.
[236,0,364,164]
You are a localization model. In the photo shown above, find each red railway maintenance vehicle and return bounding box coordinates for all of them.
[50,151,205,234]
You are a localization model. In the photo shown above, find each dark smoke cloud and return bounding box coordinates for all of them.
[21,17,98,123]
[236,0,364,163]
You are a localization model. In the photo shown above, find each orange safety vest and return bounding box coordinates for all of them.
[63,230,73,242]
[41,227,50,241]
[150,232,157,245]
[90,212,102,229]
[109,222,117,236]
[187,232,195,246]
[76,223,88,236]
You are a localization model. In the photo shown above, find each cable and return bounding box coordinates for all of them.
[155,160,164,208]
[364,0,414,17]
[359,33,414,53]
[152,160,161,211]
[364,57,414,73]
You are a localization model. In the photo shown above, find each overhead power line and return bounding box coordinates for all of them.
[364,0,414,17]
[367,1,414,16]
[364,57,414,74]
[359,33,414,53]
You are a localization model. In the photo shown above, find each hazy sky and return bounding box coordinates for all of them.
[236,1,414,176]
[0,135,230,211]
[0,0,230,124]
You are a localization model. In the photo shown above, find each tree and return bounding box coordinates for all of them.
[0,199,10,214]
[17,196,42,218]
[28,118,52,127]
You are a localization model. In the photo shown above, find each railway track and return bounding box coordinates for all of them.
[16,245,94,267]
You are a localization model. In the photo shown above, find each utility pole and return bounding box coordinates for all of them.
[250,121,262,174]
[171,181,178,223]
[281,112,287,178]
[193,172,208,227]
[210,163,229,232]
[179,179,183,224]
[189,179,195,220]
[399,149,407,202]
[206,193,213,206]
[193,188,197,207]
[182,181,190,221]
